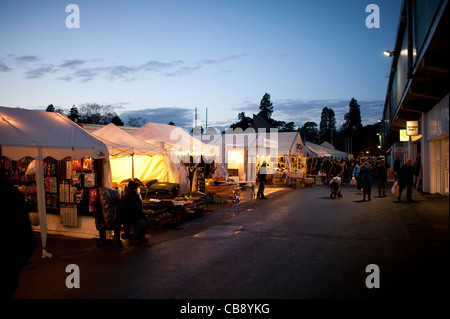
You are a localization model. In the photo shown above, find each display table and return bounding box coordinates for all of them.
[205,181,241,203]
[143,195,207,226]
[205,184,236,196]
[306,174,327,185]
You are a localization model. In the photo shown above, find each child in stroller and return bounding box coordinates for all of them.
[329,176,343,199]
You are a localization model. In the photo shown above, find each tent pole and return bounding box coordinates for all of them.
[36,148,52,258]
[131,153,135,180]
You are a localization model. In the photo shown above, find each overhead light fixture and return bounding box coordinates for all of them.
[383,50,394,57]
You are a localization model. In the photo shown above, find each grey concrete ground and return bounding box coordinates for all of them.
[13,183,449,300]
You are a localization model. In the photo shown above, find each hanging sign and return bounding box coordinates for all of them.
[399,129,409,142]
[406,121,419,136]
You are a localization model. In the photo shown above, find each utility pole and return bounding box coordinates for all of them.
[195,107,197,128]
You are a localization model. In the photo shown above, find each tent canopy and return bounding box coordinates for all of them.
[277,132,307,157]
[0,106,108,160]
[134,122,214,159]
[92,123,164,157]
[305,141,349,159]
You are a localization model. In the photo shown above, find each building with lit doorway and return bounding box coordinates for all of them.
[380,0,449,196]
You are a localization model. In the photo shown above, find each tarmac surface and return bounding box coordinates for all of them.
[12,182,449,300]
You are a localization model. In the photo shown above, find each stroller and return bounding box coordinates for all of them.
[329,176,343,199]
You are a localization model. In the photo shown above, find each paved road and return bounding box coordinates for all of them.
[13,184,449,299]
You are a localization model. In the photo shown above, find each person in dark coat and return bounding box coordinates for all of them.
[118,181,150,245]
[398,159,414,202]
[375,159,388,197]
[257,161,267,199]
[359,161,373,201]
[1,147,37,298]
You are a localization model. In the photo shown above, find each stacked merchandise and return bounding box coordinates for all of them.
[142,199,174,226]
[174,192,207,217]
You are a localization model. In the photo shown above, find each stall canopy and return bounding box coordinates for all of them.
[134,122,216,161]
[277,132,307,157]
[134,123,215,192]
[0,106,109,258]
[305,141,349,159]
[92,123,165,180]
[92,123,164,157]
[91,123,183,186]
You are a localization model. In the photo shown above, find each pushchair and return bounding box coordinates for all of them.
[329,176,343,199]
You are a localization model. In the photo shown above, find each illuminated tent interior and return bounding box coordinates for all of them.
[91,123,189,192]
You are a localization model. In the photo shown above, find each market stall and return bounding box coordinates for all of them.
[276,132,307,187]
[134,122,216,193]
[91,123,177,186]
[0,106,109,257]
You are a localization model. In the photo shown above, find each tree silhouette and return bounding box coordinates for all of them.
[68,105,79,122]
[230,112,252,130]
[257,93,274,121]
[299,122,320,143]
[111,116,124,126]
[319,107,336,143]
[342,98,363,155]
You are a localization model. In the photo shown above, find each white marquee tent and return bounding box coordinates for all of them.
[0,106,109,258]
[305,141,349,159]
[91,123,177,185]
[134,123,217,192]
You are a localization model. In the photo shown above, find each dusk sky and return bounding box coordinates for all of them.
[0,0,402,131]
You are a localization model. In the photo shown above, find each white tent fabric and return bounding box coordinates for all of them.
[107,155,178,185]
[134,122,215,162]
[277,132,307,156]
[0,107,108,161]
[92,123,171,182]
[305,141,349,159]
[0,106,109,258]
[134,123,219,193]
[92,123,164,157]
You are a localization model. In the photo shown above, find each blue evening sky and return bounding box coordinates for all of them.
[0,0,402,131]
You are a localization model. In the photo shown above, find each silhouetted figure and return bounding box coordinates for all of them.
[257,161,267,199]
[1,147,37,299]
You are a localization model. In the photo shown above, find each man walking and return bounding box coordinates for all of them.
[398,159,414,202]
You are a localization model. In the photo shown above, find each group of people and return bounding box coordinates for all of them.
[351,159,389,201]
[321,154,421,202]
